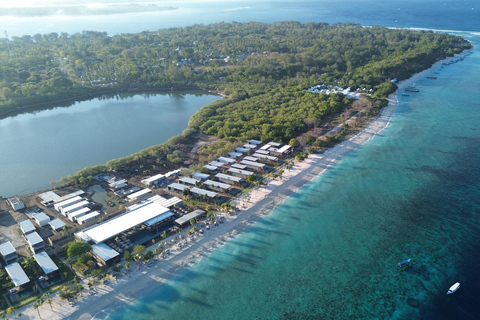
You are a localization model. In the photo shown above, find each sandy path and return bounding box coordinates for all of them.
[17,55,460,320]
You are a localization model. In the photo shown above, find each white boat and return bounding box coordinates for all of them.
[447,282,460,295]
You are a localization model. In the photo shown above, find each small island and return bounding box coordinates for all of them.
[0,21,472,318]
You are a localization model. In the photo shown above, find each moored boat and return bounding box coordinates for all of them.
[447,282,460,295]
[397,259,411,268]
[405,88,420,92]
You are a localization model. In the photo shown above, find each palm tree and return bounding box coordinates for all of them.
[46,298,53,310]
[33,303,40,318]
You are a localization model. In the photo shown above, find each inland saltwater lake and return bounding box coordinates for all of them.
[0,91,219,197]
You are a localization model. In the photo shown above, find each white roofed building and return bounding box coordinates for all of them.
[25,232,45,254]
[77,211,101,225]
[75,198,173,244]
[204,180,231,193]
[0,241,18,265]
[32,212,51,227]
[175,209,206,227]
[215,173,242,185]
[34,251,59,276]
[179,177,200,187]
[167,182,190,193]
[5,262,30,288]
[141,174,166,187]
[126,188,152,202]
[19,219,36,235]
[7,197,25,211]
[54,195,82,212]
[227,168,255,179]
[240,160,265,171]
[91,243,120,266]
[49,219,66,232]
[191,187,218,199]
[192,172,210,181]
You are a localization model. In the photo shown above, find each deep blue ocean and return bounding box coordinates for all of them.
[4,1,480,319]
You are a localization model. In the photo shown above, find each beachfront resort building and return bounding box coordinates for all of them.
[34,251,59,277]
[75,195,177,245]
[174,209,206,228]
[5,262,30,289]
[91,243,120,266]
[0,241,18,265]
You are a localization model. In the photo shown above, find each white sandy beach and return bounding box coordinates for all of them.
[16,55,460,320]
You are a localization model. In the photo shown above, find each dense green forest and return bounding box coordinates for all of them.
[0,21,471,184]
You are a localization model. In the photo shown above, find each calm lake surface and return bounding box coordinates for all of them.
[0,92,219,197]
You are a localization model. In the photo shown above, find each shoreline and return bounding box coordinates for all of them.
[16,55,460,320]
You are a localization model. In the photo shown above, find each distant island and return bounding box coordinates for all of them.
[0,4,178,17]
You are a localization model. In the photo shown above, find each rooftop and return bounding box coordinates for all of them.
[5,262,30,287]
[34,251,59,275]
[76,199,171,244]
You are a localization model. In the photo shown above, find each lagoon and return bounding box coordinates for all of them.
[0,91,219,197]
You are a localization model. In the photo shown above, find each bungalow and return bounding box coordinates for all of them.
[0,241,18,265]
[165,169,181,179]
[126,188,152,202]
[259,144,272,151]
[5,262,30,288]
[209,161,225,168]
[243,144,258,150]
[53,195,82,212]
[217,157,236,165]
[228,152,243,159]
[243,156,258,162]
[248,139,262,145]
[253,153,278,163]
[179,177,200,187]
[269,145,292,156]
[255,149,270,155]
[108,178,127,190]
[192,172,210,181]
[215,173,242,185]
[235,147,249,154]
[32,212,51,227]
[203,165,218,172]
[227,168,255,179]
[190,187,218,199]
[203,180,231,193]
[174,209,206,227]
[25,232,45,254]
[91,243,120,266]
[34,251,59,276]
[77,211,101,225]
[48,218,66,232]
[239,160,265,171]
[141,174,166,187]
[267,141,282,148]
[61,200,90,217]
[68,207,91,222]
[231,163,247,170]
[19,219,36,235]
[167,182,190,193]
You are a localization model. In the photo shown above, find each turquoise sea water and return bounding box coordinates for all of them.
[100,33,480,319]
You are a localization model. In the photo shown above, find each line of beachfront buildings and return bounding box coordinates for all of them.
[0,140,292,301]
